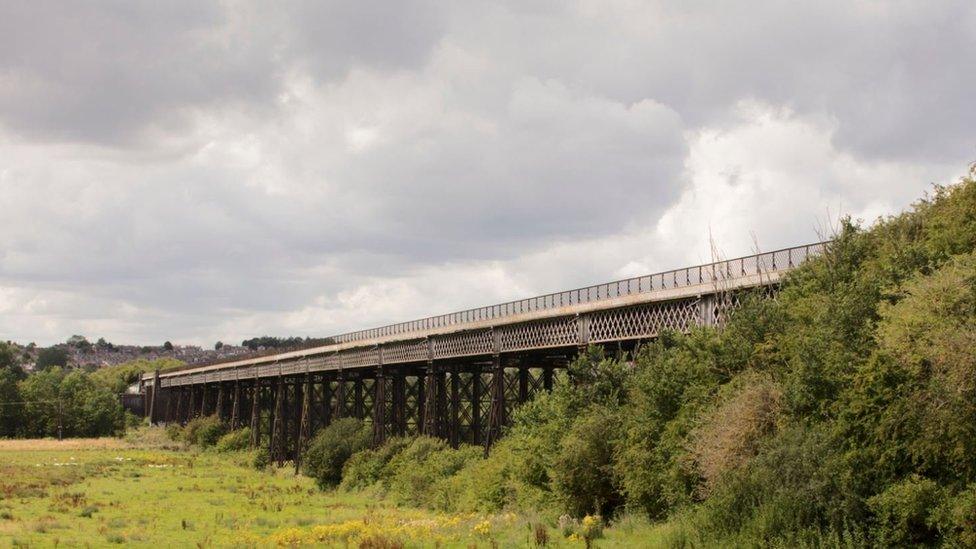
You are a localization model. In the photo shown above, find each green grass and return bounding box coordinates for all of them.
[0,428,665,547]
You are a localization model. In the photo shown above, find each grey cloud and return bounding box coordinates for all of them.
[452,1,976,162]
[0,1,972,346]
[0,0,447,147]
[0,2,278,145]
[284,0,446,79]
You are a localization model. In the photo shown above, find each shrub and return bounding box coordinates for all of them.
[341,437,413,491]
[451,438,520,512]
[384,437,482,508]
[688,370,782,496]
[123,411,143,430]
[694,424,862,542]
[551,406,621,517]
[613,332,726,517]
[184,415,226,448]
[252,447,271,470]
[165,423,184,442]
[868,476,942,546]
[215,427,251,453]
[302,418,370,489]
[933,483,976,546]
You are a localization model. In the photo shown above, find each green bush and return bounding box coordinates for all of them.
[450,438,520,513]
[184,415,226,448]
[165,423,184,442]
[694,424,862,542]
[215,428,251,453]
[384,437,482,508]
[123,411,143,430]
[302,418,371,489]
[932,483,976,546]
[551,406,621,517]
[341,437,413,491]
[868,476,942,546]
[251,447,270,470]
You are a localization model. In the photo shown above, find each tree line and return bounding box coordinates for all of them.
[0,350,180,438]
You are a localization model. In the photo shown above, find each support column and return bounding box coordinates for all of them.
[148,369,161,424]
[449,364,460,448]
[175,388,184,424]
[187,385,197,420]
[518,365,529,404]
[543,365,554,392]
[291,378,302,460]
[201,384,211,417]
[354,377,364,419]
[295,373,312,473]
[373,366,386,445]
[334,371,346,420]
[435,368,447,439]
[249,376,261,448]
[416,371,425,435]
[471,367,482,445]
[393,370,406,436]
[422,364,437,436]
[230,379,241,429]
[322,375,333,428]
[166,388,176,422]
[270,375,285,466]
[215,383,225,421]
[485,354,505,453]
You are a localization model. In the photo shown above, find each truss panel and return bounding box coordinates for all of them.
[589,299,701,342]
[383,339,429,364]
[343,348,379,368]
[433,329,493,359]
[499,316,578,352]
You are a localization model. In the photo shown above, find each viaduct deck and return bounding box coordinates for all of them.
[141,241,826,463]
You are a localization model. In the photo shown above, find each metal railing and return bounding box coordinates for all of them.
[331,241,827,344]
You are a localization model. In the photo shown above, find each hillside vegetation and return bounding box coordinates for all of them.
[297,171,976,546]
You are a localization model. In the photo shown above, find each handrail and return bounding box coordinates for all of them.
[330,241,826,344]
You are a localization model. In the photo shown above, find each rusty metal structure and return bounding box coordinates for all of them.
[142,242,826,463]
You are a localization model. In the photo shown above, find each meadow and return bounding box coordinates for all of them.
[0,429,659,548]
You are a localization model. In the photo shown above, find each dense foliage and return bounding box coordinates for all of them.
[312,173,976,546]
[0,354,180,439]
[301,418,371,489]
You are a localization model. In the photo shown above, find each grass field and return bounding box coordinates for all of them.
[0,429,663,548]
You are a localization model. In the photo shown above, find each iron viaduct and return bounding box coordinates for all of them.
[141,242,825,466]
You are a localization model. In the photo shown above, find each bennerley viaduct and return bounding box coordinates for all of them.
[141,242,825,467]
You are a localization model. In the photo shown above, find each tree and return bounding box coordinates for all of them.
[18,367,63,437]
[0,342,25,380]
[35,347,69,370]
[96,337,115,351]
[19,367,124,438]
[214,341,224,350]
[0,368,23,437]
[163,341,174,351]
[66,335,91,351]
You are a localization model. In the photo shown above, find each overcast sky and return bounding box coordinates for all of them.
[1,1,973,347]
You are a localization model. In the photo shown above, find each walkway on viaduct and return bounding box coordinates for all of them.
[142,242,825,466]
